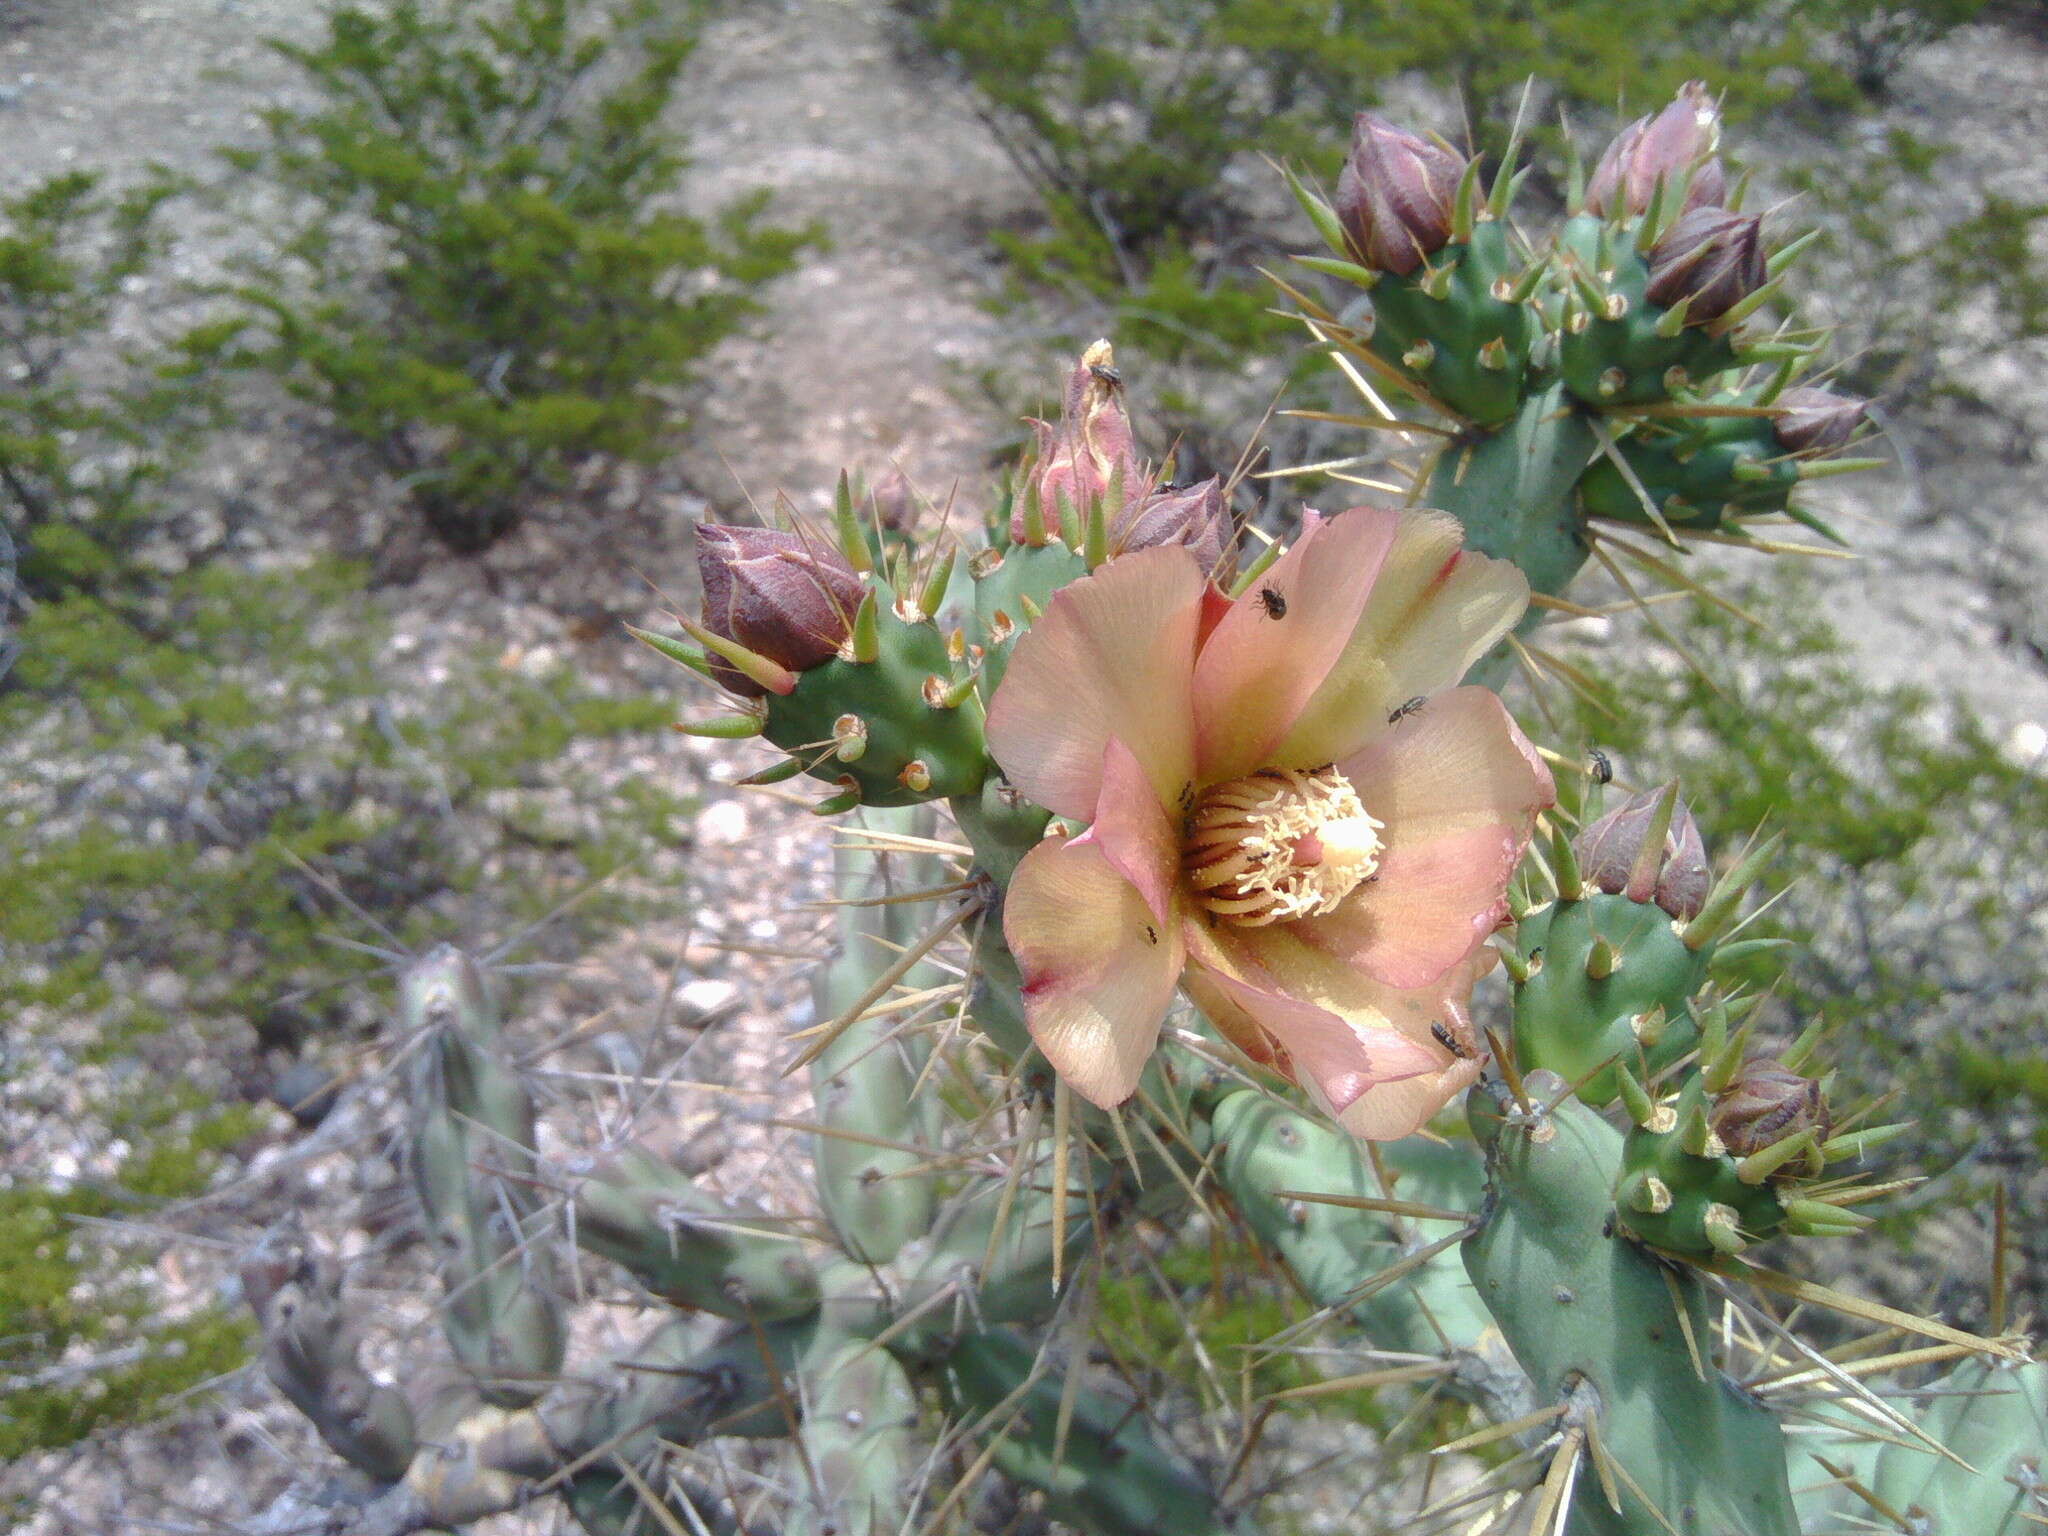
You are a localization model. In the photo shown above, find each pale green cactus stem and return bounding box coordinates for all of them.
[402,944,565,1406]
[1464,1073,1802,1536]
[810,805,947,1263]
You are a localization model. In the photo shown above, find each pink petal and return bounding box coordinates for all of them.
[1006,832,1185,1108]
[986,546,1206,821]
[1190,509,1400,783]
[1294,688,1551,988]
[1181,922,1466,1135]
[1277,510,1529,769]
[1334,1057,1488,1140]
[1070,737,1180,926]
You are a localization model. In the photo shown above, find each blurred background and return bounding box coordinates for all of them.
[2,0,2044,1529]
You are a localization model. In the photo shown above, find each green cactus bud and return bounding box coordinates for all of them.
[1612,1074,1790,1257]
[1355,218,1534,425]
[1555,212,1745,409]
[1576,410,1805,530]
[573,1143,823,1323]
[1511,891,1709,1105]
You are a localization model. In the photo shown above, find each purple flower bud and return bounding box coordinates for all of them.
[1771,387,1870,455]
[867,464,917,534]
[1112,476,1231,574]
[1333,114,1467,277]
[1586,82,1725,219]
[1016,339,1148,544]
[696,523,862,697]
[1574,785,1711,920]
[1645,206,1767,324]
[1713,1060,1831,1161]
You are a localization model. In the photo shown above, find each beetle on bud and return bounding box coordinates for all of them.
[1573,784,1711,920]
[1016,339,1145,544]
[1333,114,1468,277]
[1771,386,1870,455]
[1713,1060,1831,1162]
[1645,206,1767,325]
[696,524,863,698]
[1586,81,1726,220]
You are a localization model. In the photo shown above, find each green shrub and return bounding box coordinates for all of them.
[224,0,820,552]
[0,171,233,614]
[1544,568,2048,1301]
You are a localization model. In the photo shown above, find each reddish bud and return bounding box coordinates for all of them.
[1333,114,1467,277]
[1713,1060,1831,1161]
[1645,206,1767,324]
[1586,82,1725,219]
[1574,785,1711,920]
[695,523,862,697]
[867,464,917,533]
[1015,339,1146,543]
[1771,387,1869,456]
[1112,476,1230,573]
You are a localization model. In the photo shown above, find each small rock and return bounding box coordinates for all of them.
[673,977,741,1025]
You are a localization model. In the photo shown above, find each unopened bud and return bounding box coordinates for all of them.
[695,523,862,697]
[1333,114,1467,277]
[1713,1060,1831,1161]
[1586,82,1725,219]
[1015,339,1146,543]
[1645,206,1766,324]
[1112,476,1230,573]
[867,464,917,533]
[1573,785,1710,919]
[1771,387,1869,455]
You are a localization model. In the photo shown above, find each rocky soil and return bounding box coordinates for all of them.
[2,0,2045,1531]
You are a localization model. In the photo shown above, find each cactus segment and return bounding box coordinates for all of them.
[1555,213,1741,409]
[810,809,944,1264]
[1210,1092,1494,1358]
[573,1143,822,1323]
[938,1329,1252,1536]
[1464,1077,1800,1536]
[786,1338,920,1536]
[1577,410,1805,533]
[1510,891,1709,1106]
[1862,1357,2048,1535]
[1612,1075,1790,1257]
[969,539,1089,700]
[403,946,566,1406]
[240,1227,418,1482]
[761,587,988,807]
[1358,221,1534,425]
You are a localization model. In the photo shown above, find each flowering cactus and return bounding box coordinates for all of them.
[235,82,2039,1536]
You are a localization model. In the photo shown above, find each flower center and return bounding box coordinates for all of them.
[1182,766,1383,926]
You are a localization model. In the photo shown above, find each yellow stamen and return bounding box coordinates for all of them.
[1182,766,1383,926]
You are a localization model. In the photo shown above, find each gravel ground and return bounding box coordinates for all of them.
[2,0,2046,1530]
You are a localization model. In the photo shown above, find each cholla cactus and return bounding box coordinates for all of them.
[236,82,2039,1536]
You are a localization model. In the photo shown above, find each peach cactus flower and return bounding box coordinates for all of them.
[985,505,1553,1139]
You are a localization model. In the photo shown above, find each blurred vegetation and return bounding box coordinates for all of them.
[1544,567,2048,1311]
[222,0,820,553]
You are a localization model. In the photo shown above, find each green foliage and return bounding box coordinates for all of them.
[0,171,231,612]
[225,0,819,552]
[1547,568,2048,1303]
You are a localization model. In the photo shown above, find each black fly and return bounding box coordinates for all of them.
[1589,748,1614,784]
[1088,362,1123,388]
[1257,587,1287,620]
[1387,696,1426,724]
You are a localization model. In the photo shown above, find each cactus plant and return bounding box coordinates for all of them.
[228,81,2037,1536]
